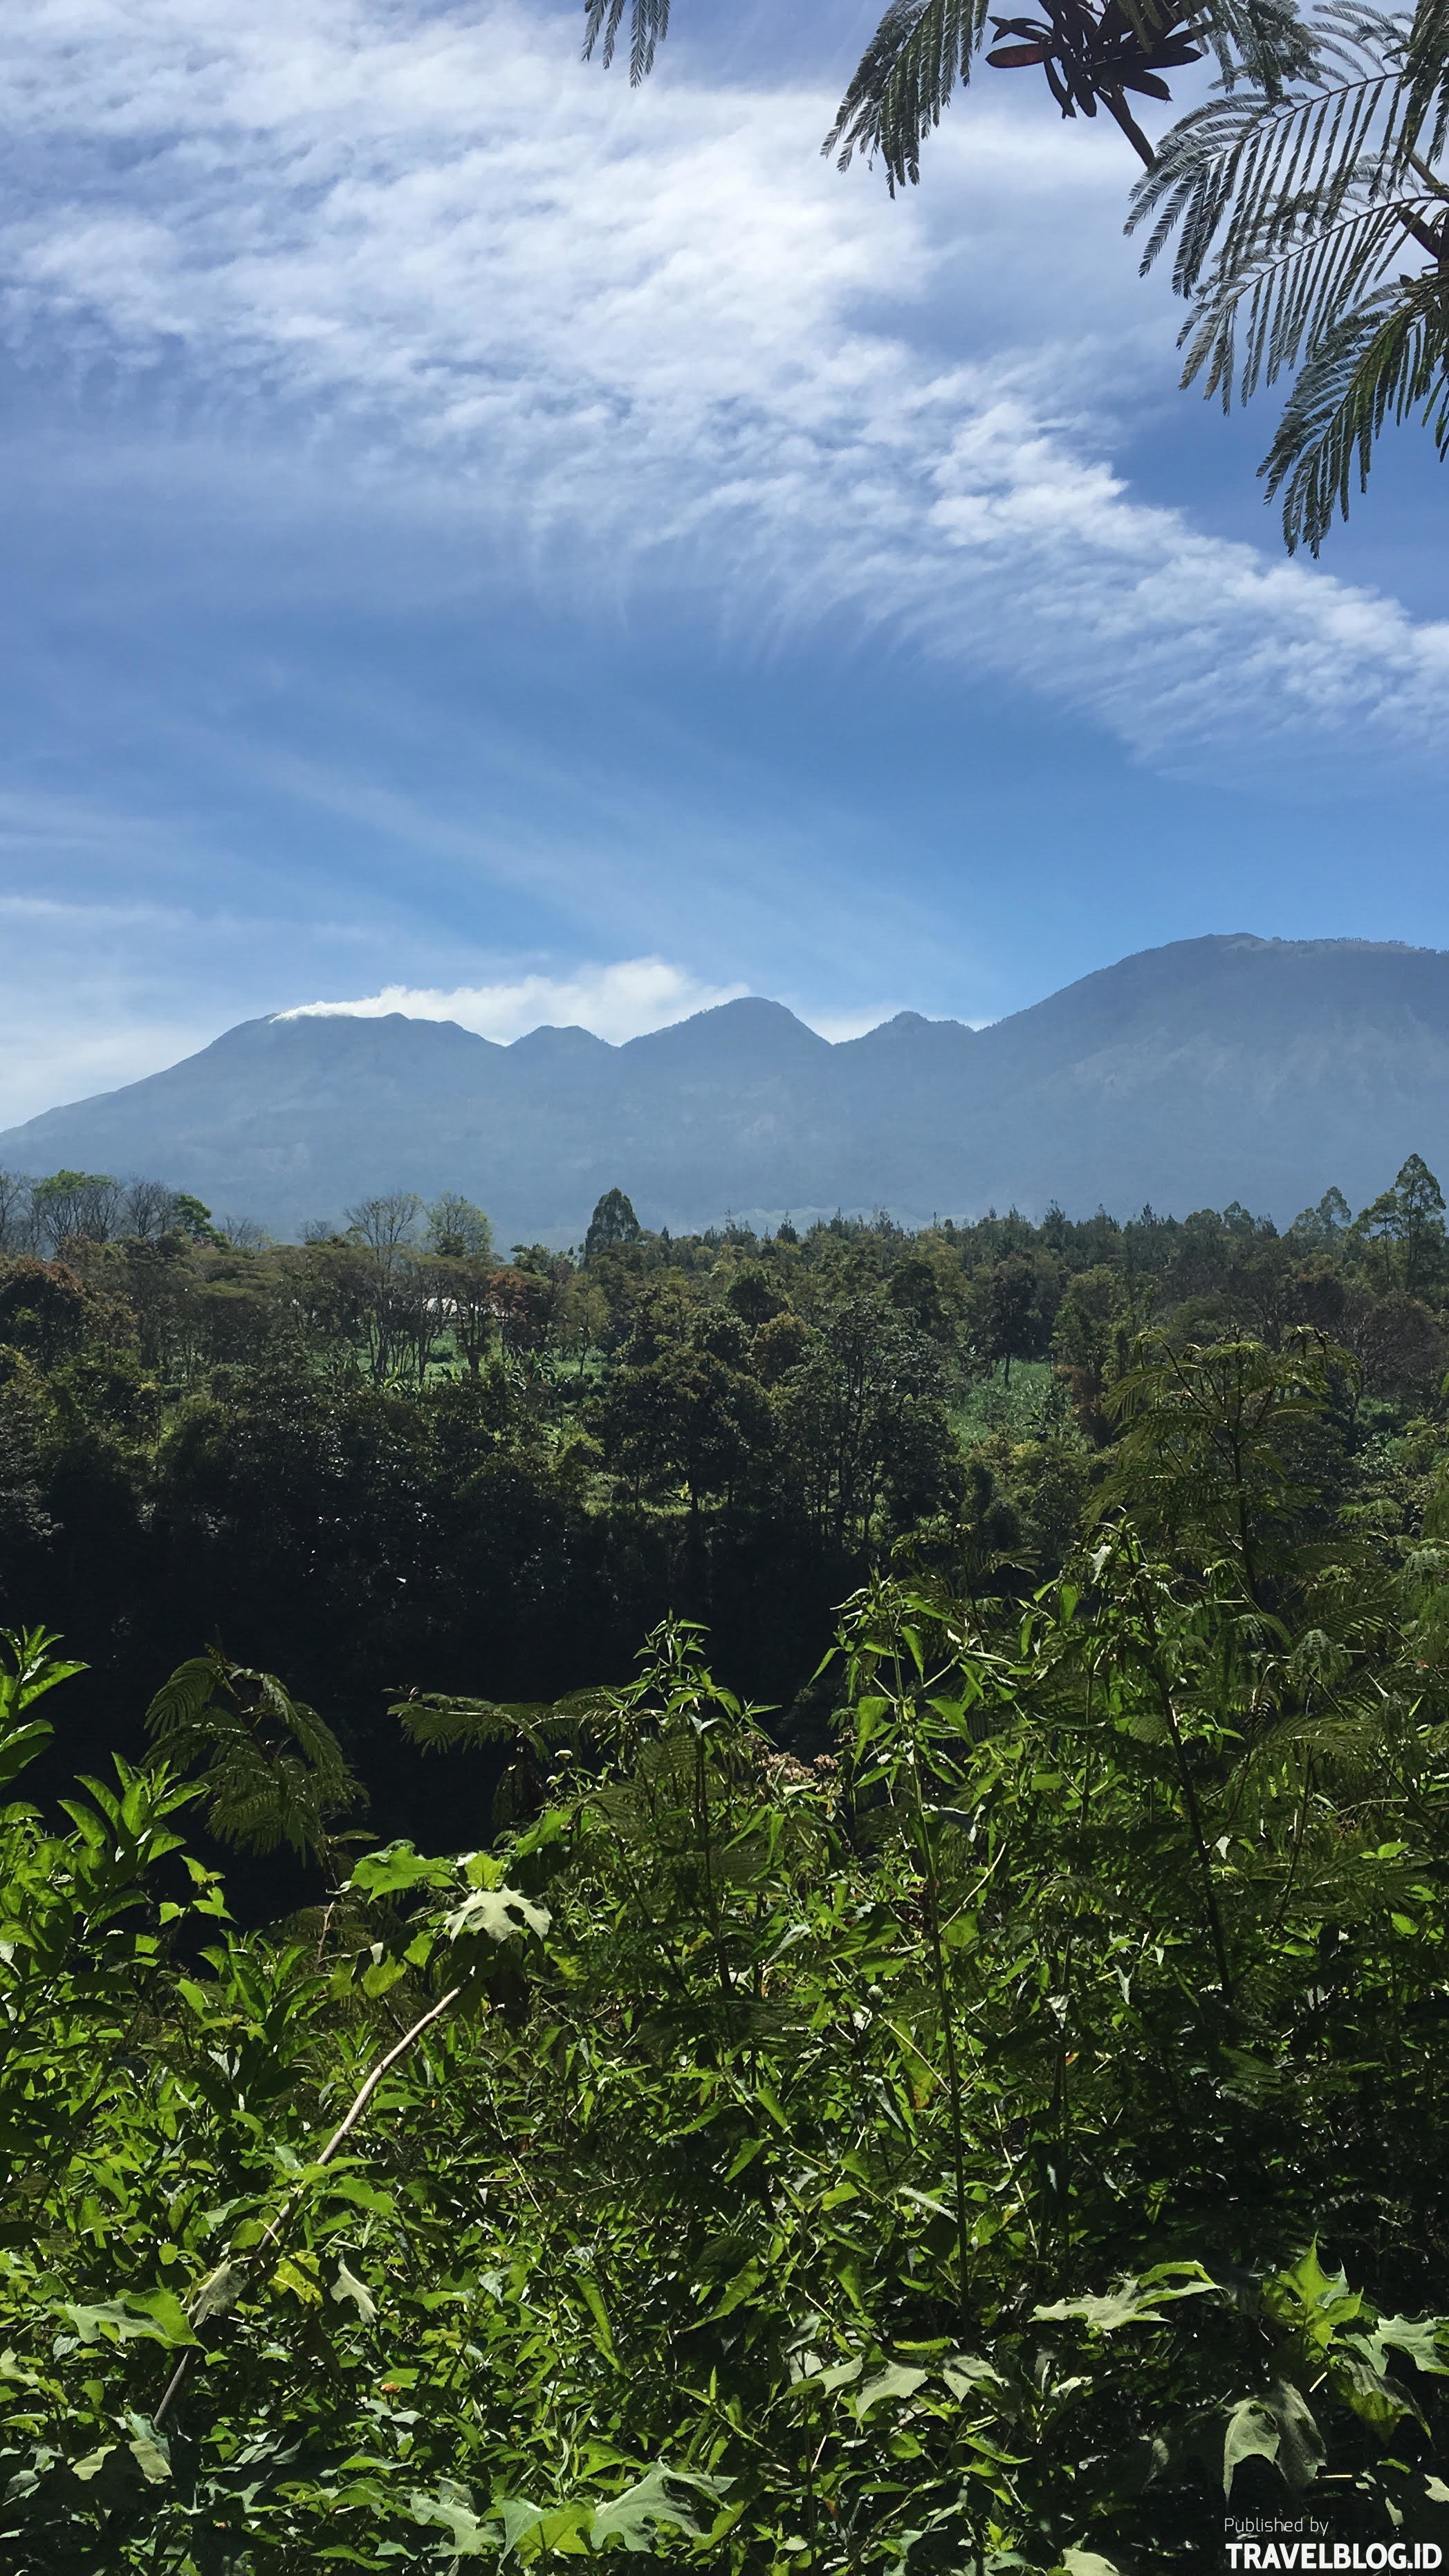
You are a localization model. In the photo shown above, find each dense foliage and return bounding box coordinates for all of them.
[3,1298,1449,2569]
[3,1157,1449,1839]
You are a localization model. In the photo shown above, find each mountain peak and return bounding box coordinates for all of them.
[2,935,1447,1240]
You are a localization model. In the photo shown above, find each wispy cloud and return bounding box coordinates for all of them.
[6,0,1449,773]
[278,957,750,1044]
[0,891,226,1130]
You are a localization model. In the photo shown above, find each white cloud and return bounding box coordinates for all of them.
[277,956,750,1044]
[3,1,1448,773]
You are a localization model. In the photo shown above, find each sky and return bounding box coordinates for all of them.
[2,0,1449,1128]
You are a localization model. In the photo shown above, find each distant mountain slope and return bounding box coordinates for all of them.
[3,935,1448,1240]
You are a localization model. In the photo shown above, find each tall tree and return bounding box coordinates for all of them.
[584,1188,643,1263]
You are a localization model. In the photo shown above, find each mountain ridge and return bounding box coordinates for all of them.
[5,934,1449,1241]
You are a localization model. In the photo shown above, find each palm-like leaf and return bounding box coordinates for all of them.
[581,0,670,82]
[1404,0,1449,158]
[393,1687,611,1829]
[1131,4,1449,543]
[824,0,993,192]
[146,1650,362,1861]
[1262,272,1449,544]
[828,0,1312,186]
[393,1689,609,1758]
[1131,9,1416,293]
[581,0,1311,185]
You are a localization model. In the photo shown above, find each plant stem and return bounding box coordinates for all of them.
[1157,1682,1235,2007]
[908,1746,971,2315]
[154,1982,463,2431]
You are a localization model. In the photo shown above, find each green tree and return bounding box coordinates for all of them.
[771,1294,959,1545]
[170,1193,223,1246]
[1354,1152,1448,1294]
[1290,1182,1354,1245]
[425,1193,493,1260]
[584,1187,643,1262]
[596,1345,771,1519]
[30,1171,124,1255]
[0,1260,95,1371]
[1052,1261,1134,1441]
[1100,1325,1340,1599]
[971,1248,1058,1381]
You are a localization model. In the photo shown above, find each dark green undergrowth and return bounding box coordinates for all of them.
[3,1334,1449,2570]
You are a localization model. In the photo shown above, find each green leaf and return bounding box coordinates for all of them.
[62,2292,197,2348]
[70,2444,117,2482]
[1222,2382,1324,2498]
[1373,2314,1449,2376]
[1267,2243,1360,2344]
[791,2358,864,2399]
[753,2082,789,2134]
[1034,2274,1215,2331]
[493,2496,552,2557]
[578,2274,616,2363]
[362,1955,407,1998]
[0,1719,55,1789]
[129,2288,200,2346]
[1222,2397,1282,2496]
[272,2256,323,2307]
[349,1842,456,1897]
[331,2258,378,2324]
[852,2362,930,2416]
[443,1886,552,1944]
[411,2484,495,2555]
[1329,2351,1416,2432]
[587,2463,728,2550]
[725,2136,770,2182]
[190,2261,243,2324]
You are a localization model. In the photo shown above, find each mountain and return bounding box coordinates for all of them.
[3,934,1449,1241]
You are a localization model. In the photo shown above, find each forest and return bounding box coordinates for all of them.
[3,1156,1449,2568]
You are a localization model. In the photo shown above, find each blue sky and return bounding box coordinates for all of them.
[2,0,1448,1126]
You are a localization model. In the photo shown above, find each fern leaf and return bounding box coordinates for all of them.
[392,1695,523,1752]
[1260,273,1449,547]
[823,0,992,192]
[145,1654,226,1748]
[581,0,670,82]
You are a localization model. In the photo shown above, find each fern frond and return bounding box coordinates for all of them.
[581,0,670,82]
[1210,0,1322,91]
[824,0,993,192]
[392,1694,522,1753]
[145,1650,361,1862]
[1128,3,1448,458]
[1132,10,1414,291]
[1404,0,1449,160]
[1132,30,1421,279]
[393,1691,609,1757]
[144,1653,225,1753]
[1260,272,1449,546]
[1183,201,1422,404]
